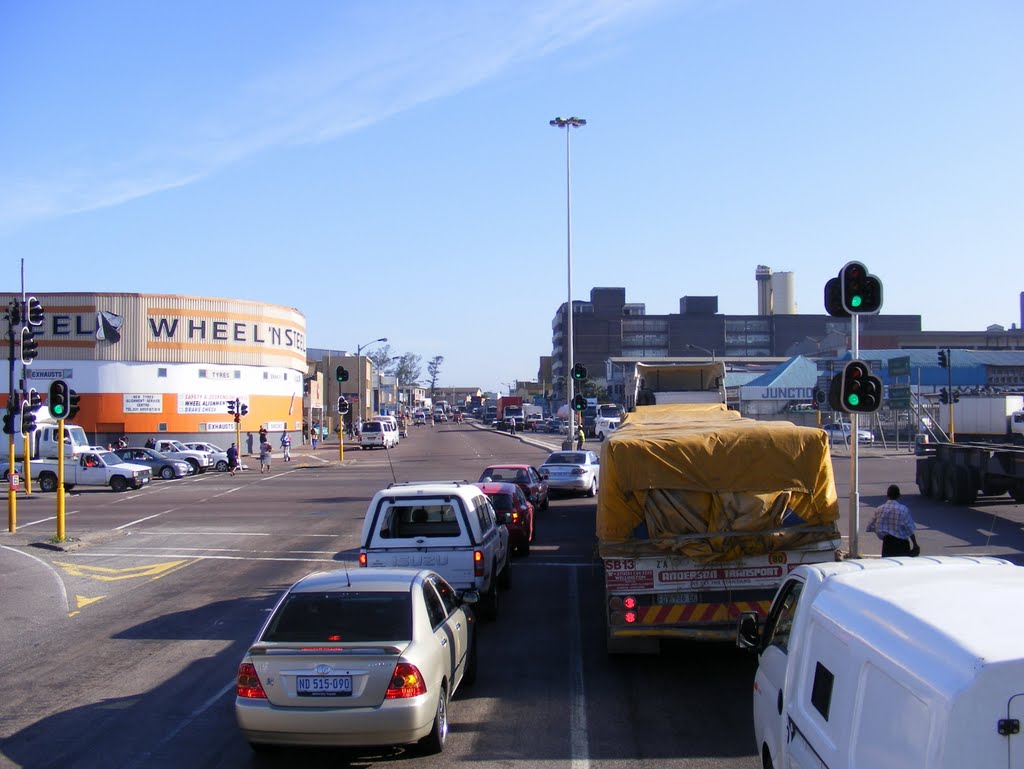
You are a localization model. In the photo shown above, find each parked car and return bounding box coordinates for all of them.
[185,441,232,471]
[477,464,549,512]
[359,481,510,621]
[539,450,601,497]
[113,447,190,480]
[235,567,477,754]
[152,439,214,474]
[821,422,874,445]
[475,481,535,556]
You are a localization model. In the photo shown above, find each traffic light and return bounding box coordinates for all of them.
[572,393,587,412]
[20,397,37,434]
[937,349,949,368]
[20,327,39,363]
[572,363,587,381]
[838,360,882,413]
[240,403,249,416]
[952,389,961,404]
[939,388,949,405]
[823,277,850,318]
[303,378,311,395]
[337,396,350,414]
[26,296,44,326]
[2,406,13,435]
[839,261,883,314]
[48,380,69,419]
[68,389,81,419]
[336,366,349,383]
[27,388,41,410]
[227,399,236,416]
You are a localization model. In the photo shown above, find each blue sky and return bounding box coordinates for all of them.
[2,1,1021,394]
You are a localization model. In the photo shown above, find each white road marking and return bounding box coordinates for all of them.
[568,566,590,769]
[116,509,180,530]
[1,544,71,613]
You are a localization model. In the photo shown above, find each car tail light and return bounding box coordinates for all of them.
[474,550,484,577]
[571,468,585,476]
[358,552,367,567]
[386,662,427,699]
[511,512,520,524]
[237,662,267,699]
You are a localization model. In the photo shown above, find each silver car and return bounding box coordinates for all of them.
[185,442,232,472]
[540,450,601,497]
[821,422,874,445]
[236,567,477,754]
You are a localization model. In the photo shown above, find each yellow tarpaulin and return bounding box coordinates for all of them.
[597,405,840,562]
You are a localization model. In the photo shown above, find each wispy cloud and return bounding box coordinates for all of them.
[0,0,673,232]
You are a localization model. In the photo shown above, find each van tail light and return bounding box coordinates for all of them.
[359,552,367,567]
[474,550,484,577]
[237,662,267,699]
[386,662,427,699]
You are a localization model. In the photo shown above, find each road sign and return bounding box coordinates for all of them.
[889,384,912,409]
[888,356,911,378]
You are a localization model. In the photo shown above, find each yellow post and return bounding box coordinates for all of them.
[56,419,65,540]
[22,432,32,494]
[7,434,16,533]
[338,426,344,462]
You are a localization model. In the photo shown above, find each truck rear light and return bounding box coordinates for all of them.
[237,662,267,699]
[474,550,484,577]
[386,662,427,699]
[358,552,367,567]
[623,596,637,610]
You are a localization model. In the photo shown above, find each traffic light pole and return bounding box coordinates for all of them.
[947,350,955,442]
[57,419,66,540]
[7,308,16,533]
[849,315,861,558]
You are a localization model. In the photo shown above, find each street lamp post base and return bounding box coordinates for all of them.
[561,438,574,451]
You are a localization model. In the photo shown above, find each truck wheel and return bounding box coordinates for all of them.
[38,473,58,493]
[916,458,934,497]
[110,476,129,492]
[929,462,946,501]
[947,466,976,505]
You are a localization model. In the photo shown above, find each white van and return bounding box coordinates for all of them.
[737,556,1024,769]
[373,416,399,446]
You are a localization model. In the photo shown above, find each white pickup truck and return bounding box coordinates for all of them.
[152,439,213,474]
[18,450,152,492]
[358,481,511,621]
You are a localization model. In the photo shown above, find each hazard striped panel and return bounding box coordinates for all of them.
[635,600,772,625]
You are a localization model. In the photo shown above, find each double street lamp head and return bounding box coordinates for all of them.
[550,116,587,129]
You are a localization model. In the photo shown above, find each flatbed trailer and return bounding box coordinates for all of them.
[916,441,1024,505]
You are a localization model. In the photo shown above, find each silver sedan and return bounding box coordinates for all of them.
[235,567,477,754]
[540,450,601,497]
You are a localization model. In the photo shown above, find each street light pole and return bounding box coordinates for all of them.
[687,343,717,361]
[551,116,586,449]
[356,337,387,431]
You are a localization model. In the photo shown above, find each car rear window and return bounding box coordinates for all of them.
[545,453,586,465]
[380,504,462,538]
[262,591,412,642]
[363,423,383,433]
[487,493,513,512]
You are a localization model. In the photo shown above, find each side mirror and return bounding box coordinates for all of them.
[460,590,480,605]
[736,611,761,651]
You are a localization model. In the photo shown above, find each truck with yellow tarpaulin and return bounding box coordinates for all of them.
[599,362,842,653]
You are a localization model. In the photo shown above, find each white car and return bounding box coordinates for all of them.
[185,442,232,472]
[540,450,601,497]
[235,567,477,754]
[821,422,874,445]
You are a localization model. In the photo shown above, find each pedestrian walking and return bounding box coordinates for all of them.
[508,416,517,435]
[576,425,585,450]
[226,443,239,476]
[280,432,292,462]
[259,440,272,474]
[259,425,268,445]
[311,424,319,450]
[867,484,920,557]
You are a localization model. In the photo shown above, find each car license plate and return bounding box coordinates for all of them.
[296,675,353,696]
[656,592,699,605]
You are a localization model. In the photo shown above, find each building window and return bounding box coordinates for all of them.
[199,370,207,378]
[158,423,167,432]
[157,368,168,378]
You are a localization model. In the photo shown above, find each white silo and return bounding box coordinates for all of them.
[770,271,797,315]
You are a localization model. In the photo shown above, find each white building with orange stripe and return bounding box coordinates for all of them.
[6,293,306,446]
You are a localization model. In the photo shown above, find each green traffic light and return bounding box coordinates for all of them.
[53,405,65,416]
[847,394,860,407]
[850,295,862,308]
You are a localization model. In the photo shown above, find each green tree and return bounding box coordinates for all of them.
[393,353,422,385]
[427,355,444,396]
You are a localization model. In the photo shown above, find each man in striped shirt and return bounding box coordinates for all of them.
[867,484,920,557]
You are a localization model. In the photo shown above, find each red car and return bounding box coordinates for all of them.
[475,481,534,556]
[478,464,549,512]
